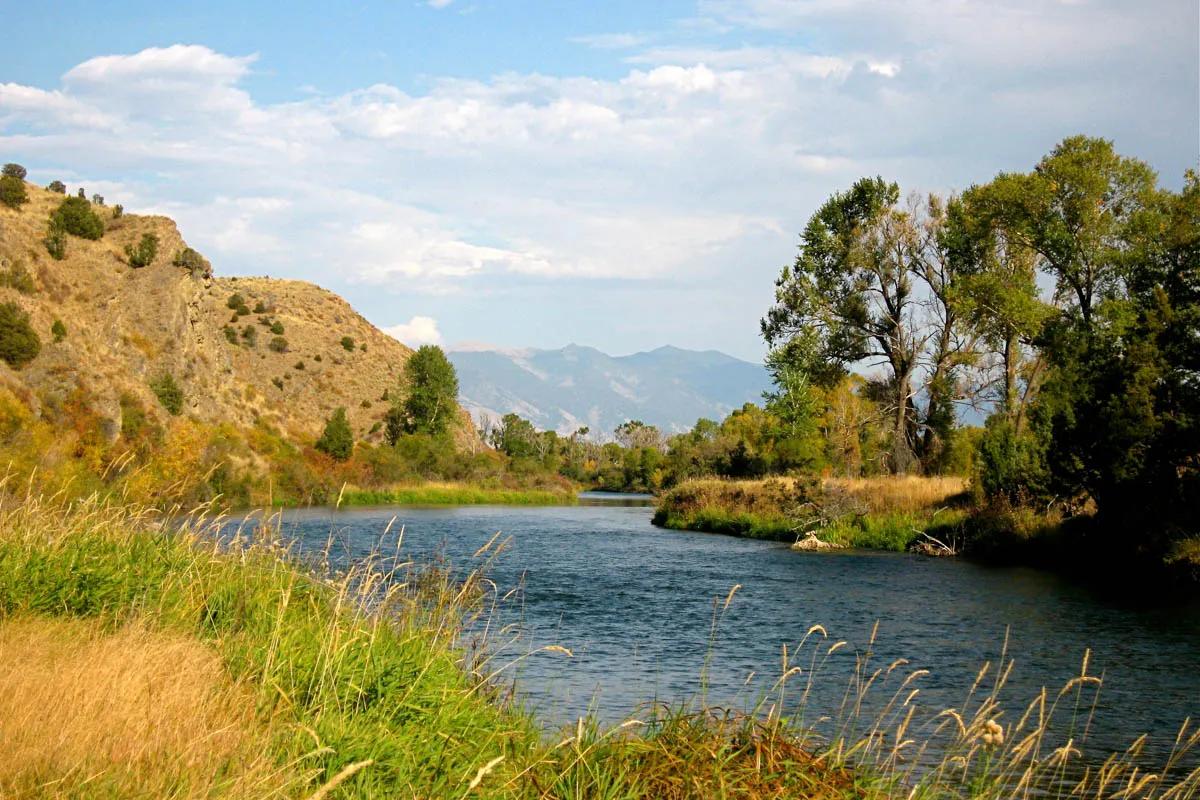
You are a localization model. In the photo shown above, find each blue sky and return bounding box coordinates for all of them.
[2,0,1197,361]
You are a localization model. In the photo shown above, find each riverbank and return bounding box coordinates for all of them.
[338,482,577,507]
[1,493,1195,797]
[0,493,873,798]
[652,476,969,551]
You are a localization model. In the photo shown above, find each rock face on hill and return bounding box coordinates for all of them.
[0,182,440,444]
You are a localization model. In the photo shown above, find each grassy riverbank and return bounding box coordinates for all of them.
[2,493,1195,798]
[338,482,576,507]
[653,476,969,551]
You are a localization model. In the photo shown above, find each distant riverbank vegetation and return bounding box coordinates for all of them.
[626,136,1199,583]
[660,136,1197,583]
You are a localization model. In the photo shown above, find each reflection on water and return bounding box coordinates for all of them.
[276,502,1200,768]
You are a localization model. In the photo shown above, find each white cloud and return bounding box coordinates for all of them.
[570,32,650,50]
[385,316,443,347]
[427,0,454,7]
[0,0,1193,357]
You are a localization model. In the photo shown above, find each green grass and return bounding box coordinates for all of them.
[0,495,541,797]
[339,485,577,506]
[2,493,1195,798]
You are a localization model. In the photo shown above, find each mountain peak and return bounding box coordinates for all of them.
[449,343,770,439]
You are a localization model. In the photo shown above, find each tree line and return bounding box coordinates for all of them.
[763,135,1197,555]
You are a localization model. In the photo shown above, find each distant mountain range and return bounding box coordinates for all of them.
[448,344,772,438]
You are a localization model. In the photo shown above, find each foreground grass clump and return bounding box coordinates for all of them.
[0,493,542,798]
[653,476,968,550]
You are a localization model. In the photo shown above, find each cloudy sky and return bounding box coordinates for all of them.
[2,0,1196,361]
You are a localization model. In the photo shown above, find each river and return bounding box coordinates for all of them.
[276,494,1200,769]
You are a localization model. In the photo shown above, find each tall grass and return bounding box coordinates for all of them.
[0,488,1196,798]
[653,476,969,550]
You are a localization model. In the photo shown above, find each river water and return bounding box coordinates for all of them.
[276,495,1200,768]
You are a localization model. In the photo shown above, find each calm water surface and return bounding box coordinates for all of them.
[276,498,1199,765]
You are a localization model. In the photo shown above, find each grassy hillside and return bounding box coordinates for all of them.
[0,180,476,447]
[0,178,547,508]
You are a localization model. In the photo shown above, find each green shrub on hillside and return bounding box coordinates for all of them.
[340,336,355,352]
[272,376,284,390]
[124,233,158,268]
[253,301,267,314]
[172,247,209,277]
[241,325,257,348]
[315,407,353,461]
[51,320,66,343]
[226,293,246,310]
[148,373,184,416]
[2,163,27,180]
[112,204,123,219]
[222,325,238,344]
[92,194,104,206]
[269,336,288,353]
[293,360,305,370]
[0,175,28,210]
[269,320,284,335]
[0,303,40,369]
[50,196,104,239]
[46,180,66,194]
[0,261,35,294]
[43,223,67,260]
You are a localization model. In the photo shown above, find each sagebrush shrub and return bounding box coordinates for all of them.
[149,373,184,415]
[0,302,40,368]
[125,233,159,268]
[0,175,28,209]
[50,196,104,239]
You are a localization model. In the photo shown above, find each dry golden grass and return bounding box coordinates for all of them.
[0,616,289,799]
[822,475,967,514]
[665,475,967,515]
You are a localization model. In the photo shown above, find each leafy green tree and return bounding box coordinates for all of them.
[125,233,158,268]
[149,373,184,415]
[397,345,459,436]
[2,164,27,180]
[491,413,539,458]
[315,407,353,461]
[50,196,104,239]
[47,180,66,194]
[978,136,1159,328]
[762,177,926,472]
[0,175,28,209]
[0,303,40,368]
[944,189,1051,427]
